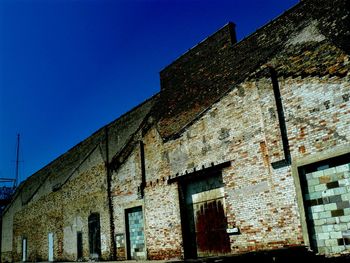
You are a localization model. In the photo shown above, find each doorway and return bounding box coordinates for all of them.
[88,213,101,259]
[77,232,83,260]
[125,206,146,260]
[179,172,230,258]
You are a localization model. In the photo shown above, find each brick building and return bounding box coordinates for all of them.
[1,0,350,261]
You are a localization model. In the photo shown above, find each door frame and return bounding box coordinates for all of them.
[22,237,27,262]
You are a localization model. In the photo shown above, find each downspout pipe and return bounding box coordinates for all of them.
[269,67,292,169]
[139,141,146,198]
[105,127,116,260]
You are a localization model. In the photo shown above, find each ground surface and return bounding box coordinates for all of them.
[168,247,350,263]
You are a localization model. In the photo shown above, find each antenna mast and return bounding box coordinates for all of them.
[15,133,20,188]
[0,134,19,210]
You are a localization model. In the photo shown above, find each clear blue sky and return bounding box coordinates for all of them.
[0,0,298,185]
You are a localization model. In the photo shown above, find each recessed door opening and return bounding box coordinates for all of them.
[179,171,230,258]
[88,213,101,260]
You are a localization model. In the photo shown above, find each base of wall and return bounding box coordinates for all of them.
[1,251,12,263]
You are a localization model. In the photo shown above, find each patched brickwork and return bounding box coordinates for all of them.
[144,182,183,260]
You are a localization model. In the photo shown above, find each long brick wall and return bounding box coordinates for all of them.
[2,0,350,261]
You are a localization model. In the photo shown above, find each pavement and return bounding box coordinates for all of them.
[123,247,350,263]
[12,247,350,263]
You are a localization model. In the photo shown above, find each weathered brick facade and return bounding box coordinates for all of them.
[2,0,350,261]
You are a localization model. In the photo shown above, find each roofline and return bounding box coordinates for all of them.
[158,0,310,141]
[109,107,155,172]
[231,1,304,49]
[27,91,159,181]
[89,91,160,139]
[159,1,305,75]
[2,91,160,214]
[159,22,236,74]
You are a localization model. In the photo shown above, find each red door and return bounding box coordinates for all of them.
[194,198,231,257]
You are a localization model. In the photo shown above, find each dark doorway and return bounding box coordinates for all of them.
[77,232,83,260]
[88,213,101,259]
[179,171,230,258]
[125,206,146,260]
